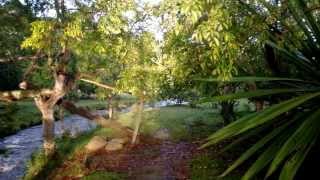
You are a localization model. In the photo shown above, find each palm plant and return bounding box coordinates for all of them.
[200,0,320,179]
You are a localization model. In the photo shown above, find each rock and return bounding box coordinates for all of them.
[153,128,170,140]
[85,136,107,153]
[105,138,126,151]
[109,138,127,144]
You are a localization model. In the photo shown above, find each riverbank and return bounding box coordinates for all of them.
[0,98,137,179]
[0,98,136,138]
[24,105,252,179]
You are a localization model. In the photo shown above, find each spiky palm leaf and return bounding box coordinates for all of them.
[200,0,320,179]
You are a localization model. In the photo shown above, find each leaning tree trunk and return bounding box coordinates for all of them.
[131,96,144,145]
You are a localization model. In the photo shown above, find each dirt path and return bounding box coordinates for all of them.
[52,137,201,180]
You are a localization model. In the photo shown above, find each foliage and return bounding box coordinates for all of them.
[0,101,40,137]
[116,32,161,99]
[0,0,35,90]
[202,1,320,179]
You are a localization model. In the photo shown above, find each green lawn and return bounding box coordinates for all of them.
[118,105,223,141]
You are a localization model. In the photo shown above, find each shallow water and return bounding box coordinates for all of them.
[0,111,105,180]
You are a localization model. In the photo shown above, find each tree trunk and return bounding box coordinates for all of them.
[59,105,65,134]
[41,108,55,156]
[108,95,113,120]
[34,71,72,155]
[34,96,57,156]
[247,82,264,112]
[220,85,235,125]
[220,101,235,125]
[255,100,264,112]
[131,97,144,145]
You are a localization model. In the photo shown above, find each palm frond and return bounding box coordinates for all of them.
[266,109,320,178]
[197,88,318,103]
[195,76,306,83]
[202,92,320,148]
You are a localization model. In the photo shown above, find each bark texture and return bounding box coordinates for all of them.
[131,97,144,144]
[220,85,235,125]
[108,95,113,120]
[61,100,132,136]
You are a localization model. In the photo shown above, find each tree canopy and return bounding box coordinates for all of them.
[1,0,320,179]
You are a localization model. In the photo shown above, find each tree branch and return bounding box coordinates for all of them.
[61,100,132,135]
[80,78,115,90]
[0,54,47,64]
[0,89,52,102]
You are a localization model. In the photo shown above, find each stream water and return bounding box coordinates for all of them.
[0,100,183,180]
[0,112,102,180]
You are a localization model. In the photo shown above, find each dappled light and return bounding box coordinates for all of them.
[1,0,320,180]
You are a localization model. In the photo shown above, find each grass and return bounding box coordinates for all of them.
[24,100,254,179]
[23,127,116,180]
[190,153,243,180]
[117,105,223,141]
[82,171,126,180]
[0,101,40,138]
[0,96,136,138]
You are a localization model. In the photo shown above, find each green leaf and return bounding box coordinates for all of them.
[221,119,293,177]
[197,88,317,103]
[241,133,290,180]
[194,76,306,83]
[220,124,268,153]
[202,92,320,148]
[294,0,320,42]
[279,138,317,180]
[266,108,320,178]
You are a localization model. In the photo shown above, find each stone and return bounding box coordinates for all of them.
[153,128,170,140]
[105,138,126,151]
[85,136,107,153]
[109,138,127,144]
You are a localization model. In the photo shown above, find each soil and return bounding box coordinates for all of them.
[50,136,203,180]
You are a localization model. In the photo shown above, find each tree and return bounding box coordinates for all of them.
[202,1,320,179]
[0,0,136,155]
[116,32,160,144]
[158,0,270,123]
[0,0,35,90]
